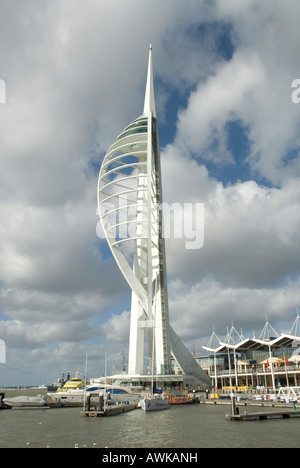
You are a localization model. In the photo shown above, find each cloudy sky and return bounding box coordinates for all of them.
[1,0,300,385]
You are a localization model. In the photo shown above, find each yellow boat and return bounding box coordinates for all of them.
[56,369,86,392]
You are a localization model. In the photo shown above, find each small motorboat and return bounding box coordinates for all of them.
[167,395,197,405]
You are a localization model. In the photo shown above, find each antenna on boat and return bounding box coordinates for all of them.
[104,351,108,410]
[83,353,88,412]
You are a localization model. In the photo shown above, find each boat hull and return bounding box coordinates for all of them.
[140,398,169,412]
[3,395,47,408]
[47,385,141,406]
[169,397,197,405]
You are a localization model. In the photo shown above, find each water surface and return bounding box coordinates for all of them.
[0,392,299,448]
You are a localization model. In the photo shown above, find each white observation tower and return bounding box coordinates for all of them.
[97,46,210,387]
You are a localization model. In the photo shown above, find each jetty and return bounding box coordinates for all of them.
[225,394,300,421]
[82,402,138,417]
[81,394,139,417]
[227,410,300,421]
[199,398,300,409]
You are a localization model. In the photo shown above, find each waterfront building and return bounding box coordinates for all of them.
[97,46,210,388]
[202,316,300,392]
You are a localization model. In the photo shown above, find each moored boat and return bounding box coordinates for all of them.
[55,370,86,392]
[3,394,49,409]
[165,394,197,405]
[47,369,87,406]
[140,394,170,412]
[47,383,141,406]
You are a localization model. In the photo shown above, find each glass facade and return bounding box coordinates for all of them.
[117,118,148,141]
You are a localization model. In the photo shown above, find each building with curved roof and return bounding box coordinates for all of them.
[201,315,300,392]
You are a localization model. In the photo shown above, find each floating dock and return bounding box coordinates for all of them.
[81,393,139,417]
[199,399,300,409]
[225,395,300,421]
[82,402,139,417]
[227,410,300,421]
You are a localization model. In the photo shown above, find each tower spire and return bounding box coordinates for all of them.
[143,44,156,117]
[97,46,211,387]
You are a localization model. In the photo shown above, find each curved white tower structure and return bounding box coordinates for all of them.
[98,46,211,387]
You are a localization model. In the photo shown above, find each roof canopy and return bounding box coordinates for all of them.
[203,318,300,355]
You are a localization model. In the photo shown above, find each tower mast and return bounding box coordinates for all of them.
[97,46,211,387]
[142,44,172,375]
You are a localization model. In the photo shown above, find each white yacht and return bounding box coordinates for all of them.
[47,383,141,406]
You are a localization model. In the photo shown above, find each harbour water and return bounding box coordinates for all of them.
[0,390,299,448]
